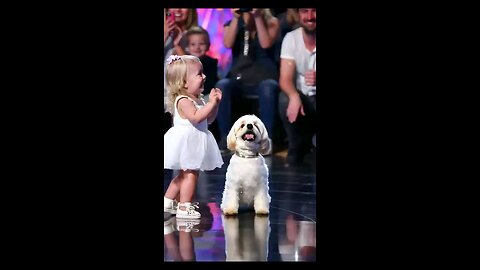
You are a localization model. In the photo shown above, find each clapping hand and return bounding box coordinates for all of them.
[209,88,223,103]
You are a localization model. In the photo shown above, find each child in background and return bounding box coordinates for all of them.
[186,26,218,98]
[163,54,223,219]
[186,26,220,140]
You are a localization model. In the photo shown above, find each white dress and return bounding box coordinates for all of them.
[164,95,224,171]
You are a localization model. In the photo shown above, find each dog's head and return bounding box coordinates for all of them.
[227,114,271,155]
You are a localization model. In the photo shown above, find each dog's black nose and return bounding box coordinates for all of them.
[247,124,253,130]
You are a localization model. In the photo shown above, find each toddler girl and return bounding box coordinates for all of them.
[164,54,223,219]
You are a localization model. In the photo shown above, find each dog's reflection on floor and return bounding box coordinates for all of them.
[221,212,271,261]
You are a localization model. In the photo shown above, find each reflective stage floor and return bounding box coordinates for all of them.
[163,150,316,262]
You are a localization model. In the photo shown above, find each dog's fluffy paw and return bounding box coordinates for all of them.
[222,207,239,215]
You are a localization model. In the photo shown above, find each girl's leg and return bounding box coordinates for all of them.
[164,216,181,261]
[164,233,182,261]
[179,231,196,261]
[165,171,184,199]
[179,170,199,203]
[165,171,184,214]
[176,170,201,219]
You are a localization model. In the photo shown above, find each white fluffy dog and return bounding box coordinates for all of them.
[221,114,271,215]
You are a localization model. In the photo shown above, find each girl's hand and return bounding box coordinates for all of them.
[213,88,222,102]
[209,89,219,103]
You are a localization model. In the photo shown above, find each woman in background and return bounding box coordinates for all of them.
[215,8,280,153]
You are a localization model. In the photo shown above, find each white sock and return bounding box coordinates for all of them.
[164,197,174,208]
[177,202,191,211]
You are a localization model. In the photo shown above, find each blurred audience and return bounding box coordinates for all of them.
[273,9,300,67]
[164,9,199,133]
[278,8,316,165]
[277,9,300,40]
[164,8,199,57]
[186,26,218,96]
[215,8,280,153]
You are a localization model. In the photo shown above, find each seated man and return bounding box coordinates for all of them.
[278,8,316,165]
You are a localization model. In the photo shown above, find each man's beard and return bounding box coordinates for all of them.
[300,21,316,35]
[303,27,316,36]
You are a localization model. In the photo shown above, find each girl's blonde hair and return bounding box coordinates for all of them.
[165,55,202,114]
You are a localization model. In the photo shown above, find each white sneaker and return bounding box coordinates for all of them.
[176,202,201,219]
[164,197,178,214]
[176,219,200,233]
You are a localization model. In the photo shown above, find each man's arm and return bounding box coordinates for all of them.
[279,58,298,98]
[279,58,305,123]
[279,31,305,123]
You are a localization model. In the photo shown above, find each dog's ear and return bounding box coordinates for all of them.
[226,123,237,151]
[258,118,269,143]
[258,120,271,155]
[260,138,272,155]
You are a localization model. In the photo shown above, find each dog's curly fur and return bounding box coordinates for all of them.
[221,115,272,215]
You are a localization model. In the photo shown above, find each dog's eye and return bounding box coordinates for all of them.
[240,124,244,128]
